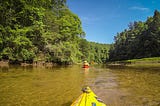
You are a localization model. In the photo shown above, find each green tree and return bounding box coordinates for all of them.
[109,10,160,61]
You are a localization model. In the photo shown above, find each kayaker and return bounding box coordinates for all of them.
[84,61,89,66]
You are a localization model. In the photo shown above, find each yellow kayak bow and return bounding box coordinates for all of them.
[71,87,106,106]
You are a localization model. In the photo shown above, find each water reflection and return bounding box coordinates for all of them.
[0,65,160,106]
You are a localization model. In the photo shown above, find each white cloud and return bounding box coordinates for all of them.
[81,16,90,22]
[80,16,101,25]
[129,6,149,11]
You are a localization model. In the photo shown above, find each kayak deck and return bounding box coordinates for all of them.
[71,87,106,106]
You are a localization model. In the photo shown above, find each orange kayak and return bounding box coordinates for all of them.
[82,65,89,68]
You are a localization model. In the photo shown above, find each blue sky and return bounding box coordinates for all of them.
[67,0,160,44]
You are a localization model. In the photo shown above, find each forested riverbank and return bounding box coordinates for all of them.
[107,57,160,69]
[0,0,110,65]
[1,0,160,66]
[107,10,160,66]
[108,10,160,61]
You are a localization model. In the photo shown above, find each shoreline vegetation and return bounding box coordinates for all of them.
[0,60,69,67]
[0,0,110,65]
[1,57,160,68]
[107,57,160,68]
[108,10,160,63]
[1,0,160,66]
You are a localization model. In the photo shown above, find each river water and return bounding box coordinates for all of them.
[0,65,160,106]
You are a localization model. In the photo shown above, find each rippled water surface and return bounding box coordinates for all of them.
[0,65,160,106]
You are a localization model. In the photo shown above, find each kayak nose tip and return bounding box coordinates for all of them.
[82,86,91,93]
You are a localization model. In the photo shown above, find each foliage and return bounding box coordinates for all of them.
[109,10,160,61]
[89,42,110,63]
[0,0,110,64]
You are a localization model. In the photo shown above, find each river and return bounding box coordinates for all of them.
[0,65,160,106]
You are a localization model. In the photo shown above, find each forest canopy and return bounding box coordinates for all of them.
[0,0,110,64]
[109,10,160,61]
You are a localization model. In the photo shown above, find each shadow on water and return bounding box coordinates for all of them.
[0,66,9,72]
[105,64,160,72]
[0,65,160,106]
[61,101,72,106]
